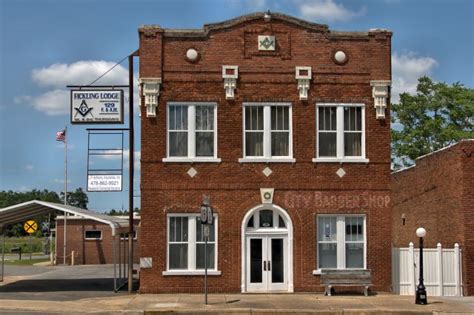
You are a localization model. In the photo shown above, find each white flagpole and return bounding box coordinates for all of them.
[63,125,68,265]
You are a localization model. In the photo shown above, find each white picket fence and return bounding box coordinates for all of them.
[392,243,463,296]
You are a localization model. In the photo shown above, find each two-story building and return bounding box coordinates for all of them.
[138,12,392,294]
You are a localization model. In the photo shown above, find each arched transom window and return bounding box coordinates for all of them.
[246,209,287,230]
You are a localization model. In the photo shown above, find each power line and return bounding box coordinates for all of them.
[87,54,129,86]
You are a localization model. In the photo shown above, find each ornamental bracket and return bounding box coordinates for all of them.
[139,78,162,118]
[370,80,391,120]
[296,66,312,100]
[222,65,238,100]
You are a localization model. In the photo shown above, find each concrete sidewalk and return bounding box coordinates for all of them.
[0,293,473,314]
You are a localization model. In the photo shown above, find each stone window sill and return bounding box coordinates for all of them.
[162,270,222,276]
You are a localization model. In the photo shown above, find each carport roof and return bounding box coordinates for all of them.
[0,200,129,235]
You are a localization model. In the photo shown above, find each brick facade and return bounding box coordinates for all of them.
[56,218,140,265]
[392,140,474,295]
[138,12,392,293]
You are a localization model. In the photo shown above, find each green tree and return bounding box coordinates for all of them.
[60,187,89,209]
[392,76,474,167]
[0,189,61,237]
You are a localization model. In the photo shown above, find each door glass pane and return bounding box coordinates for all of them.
[169,244,188,269]
[247,215,254,229]
[271,238,284,283]
[259,210,273,228]
[250,239,263,283]
[318,243,337,268]
[346,243,364,268]
[278,215,286,228]
[196,244,215,269]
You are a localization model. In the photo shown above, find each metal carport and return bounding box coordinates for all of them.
[0,200,130,291]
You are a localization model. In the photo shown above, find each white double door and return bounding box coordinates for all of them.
[246,235,288,292]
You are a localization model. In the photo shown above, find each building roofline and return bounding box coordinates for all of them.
[139,12,391,39]
[391,139,474,175]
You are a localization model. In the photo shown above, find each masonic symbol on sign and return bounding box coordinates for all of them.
[74,100,94,118]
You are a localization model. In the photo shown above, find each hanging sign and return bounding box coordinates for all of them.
[71,89,124,124]
[87,174,122,192]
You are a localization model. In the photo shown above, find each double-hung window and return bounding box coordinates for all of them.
[240,103,294,162]
[165,102,219,162]
[165,214,219,275]
[314,104,367,163]
[316,215,366,271]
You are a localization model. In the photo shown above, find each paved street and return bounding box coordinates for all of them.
[1,265,474,314]
[0,264,120,301]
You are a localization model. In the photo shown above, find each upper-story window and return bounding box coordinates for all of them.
[164,102,220,163]
[239,103,294,163]
[314,104,368,163]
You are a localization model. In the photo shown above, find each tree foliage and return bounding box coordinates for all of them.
[0,188,89,237]
[392,76,474,167]
[60,187,89,209]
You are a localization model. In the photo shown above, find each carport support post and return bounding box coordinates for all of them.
[1,228,5,282]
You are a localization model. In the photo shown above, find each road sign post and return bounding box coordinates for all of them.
[200,195,213,305]
[24,220,37,261]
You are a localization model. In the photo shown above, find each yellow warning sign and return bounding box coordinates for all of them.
[24,220,38,234]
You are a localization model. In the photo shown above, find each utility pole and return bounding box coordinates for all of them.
[128,50,139,293]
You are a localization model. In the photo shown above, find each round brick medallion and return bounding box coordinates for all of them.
[334,50,348,64]
[185,48,199,62]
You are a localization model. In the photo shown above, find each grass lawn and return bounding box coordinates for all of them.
[3,258,50,265]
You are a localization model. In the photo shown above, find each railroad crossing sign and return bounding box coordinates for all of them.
[24,220,38,234]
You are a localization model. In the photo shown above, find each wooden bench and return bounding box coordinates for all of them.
[320,269,372,296]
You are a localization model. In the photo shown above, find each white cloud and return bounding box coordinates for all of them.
[299,0,367,22]
[31,60,128,88]
[14,95,32,104]
[15,60,139,116]
[53,178,71,184]
[30,89,70,115]
[24,164,34,171]
[392,52,438,103]
[98,150,141,170]
[249,0,267,9]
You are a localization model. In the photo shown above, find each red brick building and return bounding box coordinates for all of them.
[56,216,140,265]
[392,140,474,295]
[138,12,392,293]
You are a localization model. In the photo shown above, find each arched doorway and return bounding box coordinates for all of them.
[241,204,293,292]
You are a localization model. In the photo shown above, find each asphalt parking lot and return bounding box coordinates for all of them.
[0,264,127,301]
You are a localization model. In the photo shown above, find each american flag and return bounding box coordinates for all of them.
[56,129,66,142]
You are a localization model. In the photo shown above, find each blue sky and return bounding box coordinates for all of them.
[0,0,473,212]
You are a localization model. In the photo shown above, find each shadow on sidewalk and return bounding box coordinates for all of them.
[0,278,113,293]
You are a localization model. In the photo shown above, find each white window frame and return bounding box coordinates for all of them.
[313,103,369,163]
[314,214,367,274]
[239,102,295,163]
[163,102,221,163]
[84,230,102,240]
[163,213,221,276]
